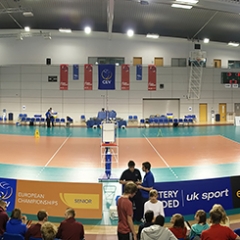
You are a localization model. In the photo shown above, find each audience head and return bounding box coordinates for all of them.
[128,160,135,172]
[142,162,151,172]
[209,209,222,224]
[41,222,57,240]
[144,210,154,223]
[195,210,207,224]
[64,208,75,219]
[154,215,165,226]
[124,181,137,197]
[10,208,22,220]
[211,204,227,224]
[171,213,185,228]
[0,200,7,211]
[37,210,48,222]
[149,189,158,200]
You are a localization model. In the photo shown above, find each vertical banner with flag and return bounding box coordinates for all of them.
[148,65,156,91]
[73,64,79,80]
[121,64,130,90]
[84,64,93,90]
[136,65,142,80]
[98,64,115,90]
[60,64,68,90]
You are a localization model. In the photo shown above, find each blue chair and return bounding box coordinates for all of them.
[128,115,133,122]
[184,118,189,126]
[153,117,159,126]
[234,228,240,236]
[61,118,66,125]
[0,117,2,121]
[80,115,86,122]
[133,115,138,121]
[178,118,183,125]
[55,118,61,126]
[163,118,169,125]
[35,117,41,125]
[3,232,24,240]
[140,119,145,127]
[23,114,27,118]
[40,118,45,126]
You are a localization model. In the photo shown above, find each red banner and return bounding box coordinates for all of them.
[121,64,130,90]
[148,65,156,91]
[60,64,68,90]
[84,64,93,90]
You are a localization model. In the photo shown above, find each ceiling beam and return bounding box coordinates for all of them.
[107,0,114,40]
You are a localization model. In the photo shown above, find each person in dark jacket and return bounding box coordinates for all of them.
[137,210,154,240]
[0,200,9,236]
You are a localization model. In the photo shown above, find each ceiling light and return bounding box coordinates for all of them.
[228,42,239,47]
[84,26,91,34]
[23,12,34,17]
[95,62,98,65]
[171,4,193,9]
[59,28,72,33]
[176,0,198,4]
[146,34,159,39]
[127,29,134,37]
[203,38,209,43]
[24,26,30,32]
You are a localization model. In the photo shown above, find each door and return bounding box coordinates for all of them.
[219,103,227,122]
[235,103,240,116]
[199,103,207,122]
[154,57,164,66]
[133,57,142,66]
[214,59,221,68]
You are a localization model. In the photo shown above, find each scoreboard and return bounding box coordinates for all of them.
[221,72,240,84]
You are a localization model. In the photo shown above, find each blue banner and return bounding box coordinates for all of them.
[73,64,79,80]
[136,65,142,80]
[154,177,233,217]
[0,178,17,211]
[98,65,115,90]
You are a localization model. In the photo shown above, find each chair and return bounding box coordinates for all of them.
[61,118,66,125]
[140,119,145,127]
[35,117,41,125]
[3,232,24,240]
[153,117,159,126]
[40,118,45,126]
[55,118,61,126]
[178,118,183,125]
[80,115,86,122]
[133,115,138,122]
[183,118,189,126]
[128,115,133,122]
[234,228,240,236]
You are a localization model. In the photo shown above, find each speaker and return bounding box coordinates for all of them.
[194,44,201,50]
[46,58,51,65]
[159,84,164,89]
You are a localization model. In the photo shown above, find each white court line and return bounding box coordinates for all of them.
[143,134,178,179]
[37,135,71,177]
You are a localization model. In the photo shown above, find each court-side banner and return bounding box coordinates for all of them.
[84,64,93,90]
[136,65,142,80]
[73,64,79,80]
[60,64,68,90]
[154,176,240,217]
[98,64,115,90]
[121,64,130,90]
[148,65,156,90]
[0,178,102,219]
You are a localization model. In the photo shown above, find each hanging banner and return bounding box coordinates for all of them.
[148,65,156,91]
[60,64,68,90]
[73,64,79,80]
[84,64,93,90]
[98,64,115,90]
[136,65,142,80]
[121,64,130,90]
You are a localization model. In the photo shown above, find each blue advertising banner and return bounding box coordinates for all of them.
[136,65,142,80]
[0,178,17,211]
[98,65,115,90]
[73,64,79,80]
[154,177,233,217]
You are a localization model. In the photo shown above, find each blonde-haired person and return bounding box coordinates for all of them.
[211,204,229,227]
[41,222,57,240]
[144,189,164,219]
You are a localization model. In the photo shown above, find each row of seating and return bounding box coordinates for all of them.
[140,117,194,126]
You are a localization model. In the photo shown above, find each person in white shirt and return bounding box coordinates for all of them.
[144,189,164,219]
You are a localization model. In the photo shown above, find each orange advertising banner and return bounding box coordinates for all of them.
[15,180,102,219]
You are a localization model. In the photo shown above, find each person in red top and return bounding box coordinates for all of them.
[117,181,138,240]
[56,208,84,240]
[169,213,187,239]
[0,200,8,236]
[25,210,48,240]
[201,209,240,240]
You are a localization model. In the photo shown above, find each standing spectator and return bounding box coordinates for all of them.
[201,209,240,240]
[119,160,142,221]
[0,200,8,236]
[45,108,54,128]
[56,208,84,240]
[25,210,48,240]
[137,210,154,240]
[144,189,164,219]
[117,181,138,240]
[169,213,187,239]
[41,222,57,240]
[6,208,27,237]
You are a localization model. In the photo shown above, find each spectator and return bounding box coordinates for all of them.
[0,200,8,236]
[25,210,48,240]
[6,208,27,236]
[141,215,177,240]
[189,210,209,239]
[169,213,187,239]
[137,210,154,240]
[201,209,240,240]
[144,189,164,219]
[211,204,229,227]
[56,208,84,240]
[41,222,57,240]
[117,181,138,240]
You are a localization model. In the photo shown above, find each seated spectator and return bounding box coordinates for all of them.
[0,200,9,236]
[144,189,164,219]
[169,213,187,239]
[141,215,177,240]
[56,208,84,240]
[6,208,27,236]
[137,210,154,240]
[25,210,48,240]
[201,209,240,240]
[189,209,209,239]
[41,221,57,240]
[211,204,229,227]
